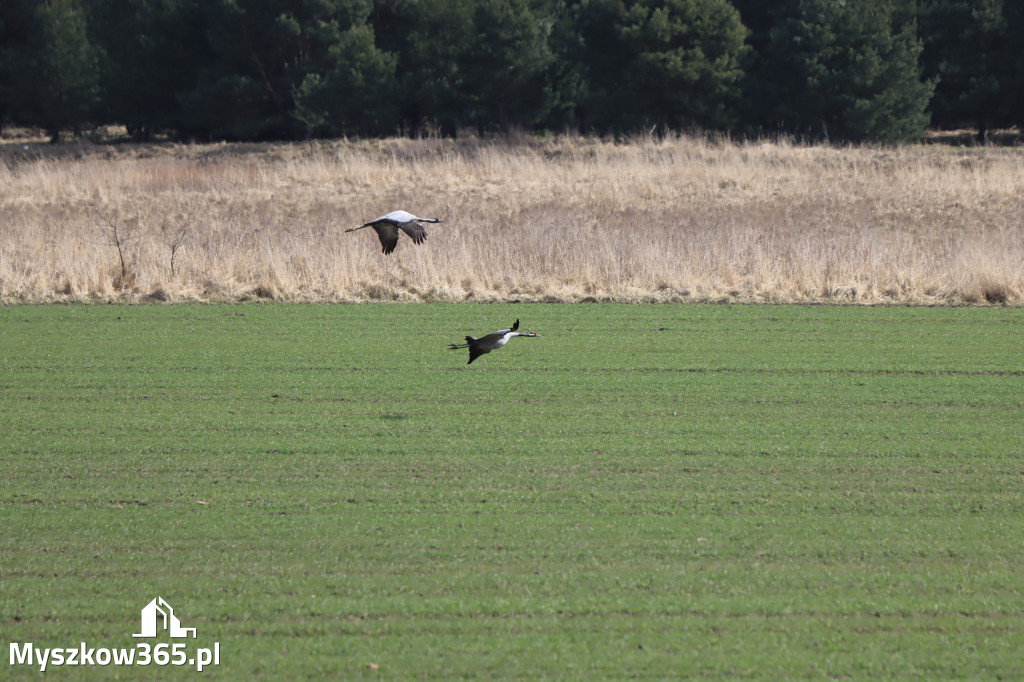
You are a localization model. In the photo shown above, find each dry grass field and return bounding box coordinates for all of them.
[1,130,1021,304]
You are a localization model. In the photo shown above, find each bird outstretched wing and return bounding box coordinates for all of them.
[399,221,427,245]
[372,222,401,254]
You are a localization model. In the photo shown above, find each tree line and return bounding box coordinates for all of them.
[1,0,1021,144]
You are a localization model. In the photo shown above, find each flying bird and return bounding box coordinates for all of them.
[449,319,540,364]
[345,210,442,255]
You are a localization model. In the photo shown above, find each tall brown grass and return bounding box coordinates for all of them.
[1,131,1022,304]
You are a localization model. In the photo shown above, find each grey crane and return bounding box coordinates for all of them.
[449,319,540,364]
[345,210,442,255]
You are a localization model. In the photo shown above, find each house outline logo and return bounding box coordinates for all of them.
[132,597,197,639]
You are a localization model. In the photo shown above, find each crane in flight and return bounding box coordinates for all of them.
[346,210,442,255]
[449,319,540,364]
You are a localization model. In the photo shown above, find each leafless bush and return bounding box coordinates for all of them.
[162,207,194,279]
[92,204,140,290]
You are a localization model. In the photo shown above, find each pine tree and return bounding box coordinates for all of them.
[756,0,934,142]
[630,0,749,130]
[293,23,398,137]
[3,0,103,142]
[88,0,207,139]
[566,0,749,134]
[459,0,557,133]
[180,0,391,140]
[385,0,557,136]
[919,0,1012,140]
[1007,1,1024,130]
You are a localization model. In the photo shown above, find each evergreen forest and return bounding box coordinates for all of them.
[1,0,1021,143]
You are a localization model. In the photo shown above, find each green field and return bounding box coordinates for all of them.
[2,303,1023,679]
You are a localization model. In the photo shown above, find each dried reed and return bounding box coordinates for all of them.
[1,132,1021,304]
